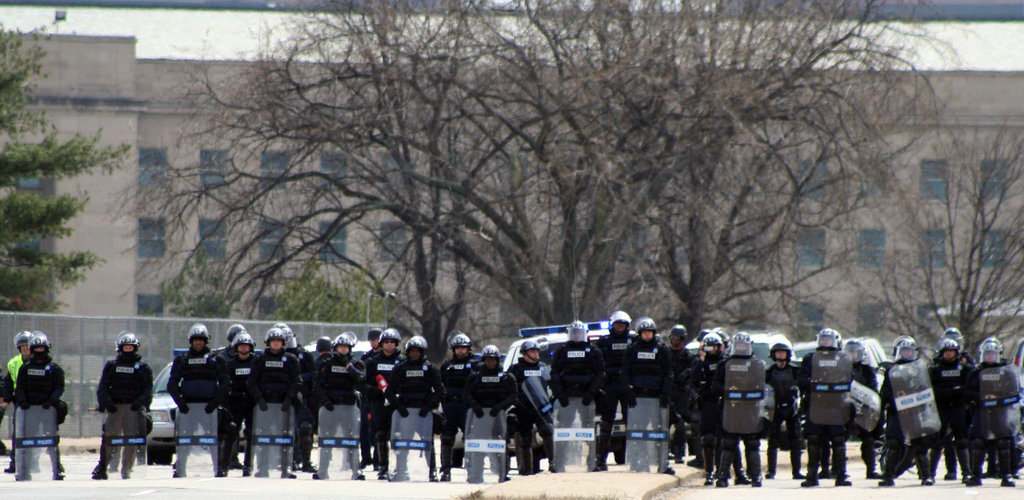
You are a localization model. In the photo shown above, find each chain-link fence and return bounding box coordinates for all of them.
[0,312,382,438]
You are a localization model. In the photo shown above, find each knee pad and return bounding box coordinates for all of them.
[720,436,738,450]
[830,436,845,449]
[515,433,533,448]
[441,434,456,447]
[997,438,1013,451]
[299,421,313,436]
[743,437,760,451]
[701,434,717,448]
[806,435,821,449]
[375,430,389,443]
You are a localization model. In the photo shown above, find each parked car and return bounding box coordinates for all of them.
[685,330,794,366]
[148,362,176,464]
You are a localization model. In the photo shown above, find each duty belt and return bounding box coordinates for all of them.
[981,395,1021,408]
[725,390,765,400]
[813,383,851,392]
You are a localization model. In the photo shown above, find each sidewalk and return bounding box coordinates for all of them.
[478,467,701,500]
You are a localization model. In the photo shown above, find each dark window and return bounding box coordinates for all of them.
[138,218,166,258]
[137,294,164,316]
[802,160,829,200]
[17,177,41,190]
[799,302,825,336]
[139,148,167,188]
[858,229,886,268]
[258,296,277,318]
[921,230,946,268]
[261,151,289,189]
[200,149,227,188]
[797,228,826,267]
[983,229,1007,268]
[321,152,347,182]
[199,218,227,259]
[920,160,947,200]
[379,221,407,261]
[857,303,886,333]
[260,221,286,260]
[981,159,1007,200]
[319,221,347,261]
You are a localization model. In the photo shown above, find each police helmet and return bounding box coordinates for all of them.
[730,332,753,357]
[669,324,688,340]
[978,337,1002,363]
[891,335,913,358]
[232,332,256,349]
[936,337,960,354]
[895,336,918,361]
[226,324,247,343]
[274,322,293,337]
[380,328,402,344]
[943,327,964,343]
[188,323,211,342]
[367,328,382,341]
[117,331,141,351]
[636,317,658,334]
[843,339,866,363]
[264,327,288,346]
[568,320,588,343]
[449,331,472,349]
[406,335,428,353]
[816,328,841,350]
[14,331,33,349]
[29,332,51,349]
[701,332,725,352]
[769,342,792,360]
[334,331,358,349]
[609,310,632,326]
[481,345,501,360]
[521,340,540,352]
[315,336,333,353]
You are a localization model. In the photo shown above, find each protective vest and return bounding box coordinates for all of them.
[227,355,255,398]
[6,355,24,388]
[256,350,294,401]
[469,366,513,407]
[441,355,477,401]
[555,343,597,390]
[767,363,799,408]
[627,341,665,392]
[931,358,968,407]
[320,354,361,405]
[596,333,633,380]
[19,357,61,404]
[365,351,403,401]
[396,359,437,406]
[177,349,219,401]
[102,354,149,403]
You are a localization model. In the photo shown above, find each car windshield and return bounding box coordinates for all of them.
[154,364,171,393]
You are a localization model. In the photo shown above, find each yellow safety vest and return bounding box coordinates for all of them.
[6,354,24,389]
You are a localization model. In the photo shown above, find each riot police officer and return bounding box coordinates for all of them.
[844,339,881,480]
[765,342,804,480]
[965,337,1018,487]
[622,317,674,475]
[314,337,333,365]
[594,310,635,470]
[92,332,154,480]
[364,328,404,480]
[14,333,67,480]
[878,336,939,487]
[439,331,479,482]
[168,323,230,473]
[360,328,382,469]
[929,337,971,483]
[797,328,854,488]
[464,345,517,482]
[222,332,257,476]
[247,327,301,479]
[3,331,35,473]
[313,332,365,480]
[507,339,554,476]
[691,331,726,485]
[385,335,443,482]
[278,323,318,474]
[667,325,694,466]
[216,324,247,366]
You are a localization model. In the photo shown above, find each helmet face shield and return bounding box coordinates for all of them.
[898,345,917,361]
[568,320,588,343]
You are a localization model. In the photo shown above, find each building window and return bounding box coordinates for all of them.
[983,229,1007,268]
[858,229,886,268]
[138,218,166,259]
[258,296,277,318]
[921,230,946,268]
[379,221,407,261]
[17,177,41,190]
[802,160,829,200]
[139,148,167,188]
[319,221,347,261]
[797,228,826,267]
[137,294,163,316]
[799,302,825,336]
[981,159,1007,199]
[321,152,347,182]
[199,218,227,259]
[259,221,286,260]
[200,149,227,188]
[857,303,886,333]
[920,159,947,200]
[261,151,289,189]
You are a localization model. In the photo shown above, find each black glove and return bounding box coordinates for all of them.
[558,395,570,407]
[659,395,670,408]
[581,392,594,406]
[42,400,52,410]
[281,401,291,412]
[18,401,30,410]
[322,401,335,411]
[489,406,502,417]
[625,391,638,408]
[106,404,119,414]
[258,399,268,412]
[396,405,410,418]
[178,402,190,414]
[130,401,144,412]
[205,401,218,414]
[418,407,431,418]
[473,405,485,418]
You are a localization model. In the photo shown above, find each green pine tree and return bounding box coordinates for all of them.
[0,31,127,311]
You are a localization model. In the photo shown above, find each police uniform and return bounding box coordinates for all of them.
[364,349,404,477]
[668,345,694,464]
[928,353,971,481]
[94,350,154,478]
[222,351,257,474]
[285,344,318,472]
[439,353,479,477]
[168,346,229,415]
[594,329,635,466]
[765,359,803,479]
[507,355,554,475]
[14,349,66,479]
[384,354,444,479]
[852,360,881,479]
[691,349,724,483]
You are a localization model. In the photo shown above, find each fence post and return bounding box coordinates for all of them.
[81,317,87,438]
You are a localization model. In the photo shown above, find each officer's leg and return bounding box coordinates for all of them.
[5,408,15,473]
[997,437,1015,486]
[801,431,820,487]
[515,413,535,477]
[819,435,831,478]
[359,396,373,468]
[716,434,737,487]
[965,438,984,486]
[439,402,459,481]
[242,411,254,476]
[732,440,749,484]
[217,411,237,476]
[787,413,805,479]
[765,418,780,479]
[373,405,391,480]
[594,384,618,471]
[92,423,109,480]
[670,410,686,464]
[298,419,315,473]
[830,431,851,486]
[744,435,762,486]
[701,433,717,485]
[861,430,878,479]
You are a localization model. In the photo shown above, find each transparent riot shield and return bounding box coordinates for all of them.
[465,409,507,483]
[890,359,941,440]
[520,367,554,434]
[625,397,669,473]
[551,397,596,473]
[850,380,881,431]
[252,403,293,477]
[103,404,148,479]
[722,357,767,435]
[390,412,434,482]
[14,406,59,481]
[978,365,1022,440]
[808,350,854,426]
[317,404,361,480]
[759,385,776,427]
[175,408,218,478]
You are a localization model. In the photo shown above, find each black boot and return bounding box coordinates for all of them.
[91,460,108,480]
[833,440,851,486]
[956,445,971,482]
[517,444,534,476]
[863,438,880,479]
[791,448,806,479]
[917,453,934,485]
[376,437,390,480]
[440,440,453,481]
[593,430,610,472]
[717,447,735,488]
[801,442,819,487]
[746,444,762,487]
[703,444,716,485]
[765,447,777,479]
[999,446,1015,487]
[733,450,750,485]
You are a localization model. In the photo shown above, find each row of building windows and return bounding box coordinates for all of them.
[138,148,348,188]
[796,227,1007,268]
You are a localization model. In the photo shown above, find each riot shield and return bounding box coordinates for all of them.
[103,404,148,479]
[174,408,218,478]
[889,359,941,440]
[850,380,881,431]
[808,350,854,426]
[625,397,669,473]
[977,365,1022,440]
[520,366,554,434]
[14,406,59,481]
[551,397,596,473]
[252,403,293,477]
[465,409,508,483]
[317,404,361,480]
[722,357,767,435]
[759,385,776,425]
[390,412,434,482]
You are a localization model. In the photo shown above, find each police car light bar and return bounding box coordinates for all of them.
[518,321,610,337]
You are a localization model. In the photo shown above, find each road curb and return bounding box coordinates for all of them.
[479,465,704,500]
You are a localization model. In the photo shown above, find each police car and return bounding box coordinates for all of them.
[503,321,629,465]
